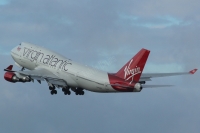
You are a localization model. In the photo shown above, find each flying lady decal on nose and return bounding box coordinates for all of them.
[17,46,21,51]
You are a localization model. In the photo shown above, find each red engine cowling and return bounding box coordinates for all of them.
[4,72,19,83]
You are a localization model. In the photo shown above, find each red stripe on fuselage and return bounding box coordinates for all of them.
[108,73,135,92]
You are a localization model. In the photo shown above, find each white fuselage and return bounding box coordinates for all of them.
[11,42,115,93]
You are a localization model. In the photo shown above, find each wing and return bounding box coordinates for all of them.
[140,69,198,81]
[17,68,67,87]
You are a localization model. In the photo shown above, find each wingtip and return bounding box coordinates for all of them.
[6,65,13,70]
[189,69,198,74]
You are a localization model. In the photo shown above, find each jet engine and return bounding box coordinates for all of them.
[134,83,143,92]
[4,72,31,83]
[21,76,31,82]
[4,72,19,83]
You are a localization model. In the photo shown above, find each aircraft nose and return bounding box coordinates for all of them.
[11,48,15,57]
[11,47,15,53]
[11,46,18,57]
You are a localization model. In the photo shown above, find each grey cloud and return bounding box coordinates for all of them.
[115,0,200,18]
[117,14,192,28]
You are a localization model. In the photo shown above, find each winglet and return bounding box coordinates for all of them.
[6,65,13,70]
[4,65,15,72]
[189,69,198,74]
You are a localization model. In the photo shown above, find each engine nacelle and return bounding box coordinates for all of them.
[4,72,31,83]
[4,72,19,83]
[134,83,142,92]
[21,76,31,82]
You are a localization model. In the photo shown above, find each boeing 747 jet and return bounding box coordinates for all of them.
[4,42,197,95]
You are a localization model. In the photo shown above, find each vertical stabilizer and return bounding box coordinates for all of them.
[115,49,150,84]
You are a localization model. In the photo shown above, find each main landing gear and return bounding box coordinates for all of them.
[49,86,57,95]
[75,88,85,95]
[48,85,84,96]
[62,87,71,95]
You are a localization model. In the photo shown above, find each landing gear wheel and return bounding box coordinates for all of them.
[64,90,71,95]
[75,90,85,95]
[49,87,53,90]
[49,86,55,90]
[81,91,85,95]
[51,90,57,95]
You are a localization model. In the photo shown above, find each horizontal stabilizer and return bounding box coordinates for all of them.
[141,68,198,80]
[142,85,174,88]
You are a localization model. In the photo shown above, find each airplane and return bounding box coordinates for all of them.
[4,42,198,95]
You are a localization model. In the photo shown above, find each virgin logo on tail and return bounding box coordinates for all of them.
[124,59,141,84]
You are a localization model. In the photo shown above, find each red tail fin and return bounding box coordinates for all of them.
[115,49,150,84]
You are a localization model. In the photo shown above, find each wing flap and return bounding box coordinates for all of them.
[45,77,67,86]
[17,68,67,86]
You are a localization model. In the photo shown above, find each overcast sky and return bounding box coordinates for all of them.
[0,0,200,133]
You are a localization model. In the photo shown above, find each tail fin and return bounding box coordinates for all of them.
[115,49,150,84]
